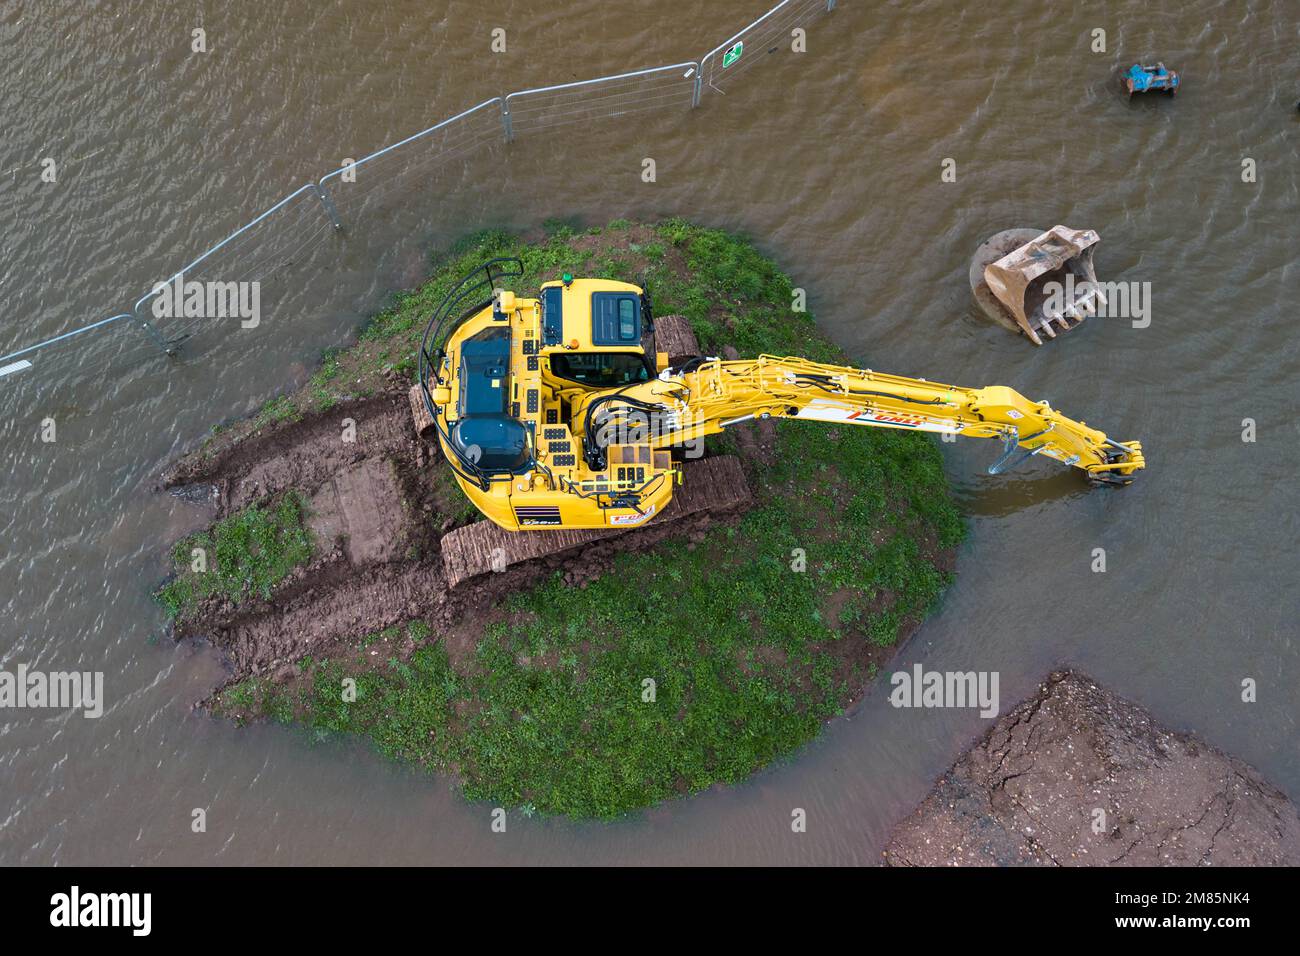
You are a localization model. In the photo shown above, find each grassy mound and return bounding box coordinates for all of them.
[211,220,965,818]
[158,492,314,620]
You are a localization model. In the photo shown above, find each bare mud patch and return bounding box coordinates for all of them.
[884,671,1300,866]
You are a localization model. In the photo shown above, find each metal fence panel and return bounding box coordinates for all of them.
[318,97,505,225]
[699,0,833,99]
[129,183,336,352]
[0,313,136,386]
[504,63,700,139]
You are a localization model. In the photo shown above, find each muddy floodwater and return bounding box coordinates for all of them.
[1,0,1297,864]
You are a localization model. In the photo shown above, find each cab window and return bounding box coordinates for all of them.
[591,293,642,346]
[550,352,649,388]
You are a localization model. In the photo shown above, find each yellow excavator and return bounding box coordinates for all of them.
[417,259,1144,536]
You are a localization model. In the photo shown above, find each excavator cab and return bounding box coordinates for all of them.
[417,259,679,531]
[537,276,654,387]
[449,326,530,472]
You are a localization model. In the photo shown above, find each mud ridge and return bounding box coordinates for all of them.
[162,389,418,514]
[193,504,739,700]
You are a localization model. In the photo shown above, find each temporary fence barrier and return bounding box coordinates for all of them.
[0,0,837,394]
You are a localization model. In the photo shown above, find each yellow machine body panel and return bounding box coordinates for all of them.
[433,276,678,531]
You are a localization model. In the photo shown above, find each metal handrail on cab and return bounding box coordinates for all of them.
[417,257,526,490]
[418,256,524,398]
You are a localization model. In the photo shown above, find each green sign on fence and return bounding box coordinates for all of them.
[722,41,744,68]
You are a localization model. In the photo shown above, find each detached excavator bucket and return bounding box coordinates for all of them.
[982,226,1102,345]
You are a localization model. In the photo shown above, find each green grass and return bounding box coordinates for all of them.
[215,220,965,818]
[252,394,301,429]
[157,492,314,619]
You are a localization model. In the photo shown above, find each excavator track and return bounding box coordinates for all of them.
[440,455,749,589]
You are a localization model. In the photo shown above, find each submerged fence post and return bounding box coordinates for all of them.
[312,182,344,231]
[827,0,836,10]
[501,99,514,142]
[130,301,179,356]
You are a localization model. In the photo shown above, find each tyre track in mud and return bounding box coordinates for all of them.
[162,390,420,512]
[162,386,447,689]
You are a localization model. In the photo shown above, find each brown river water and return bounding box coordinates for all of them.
[1,0,1297,864]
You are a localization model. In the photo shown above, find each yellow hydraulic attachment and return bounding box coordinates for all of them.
[417,260,1144,532]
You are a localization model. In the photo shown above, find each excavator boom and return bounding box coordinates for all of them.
[577,355,1145,485]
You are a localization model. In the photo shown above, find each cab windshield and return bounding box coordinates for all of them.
[550,352,650,388]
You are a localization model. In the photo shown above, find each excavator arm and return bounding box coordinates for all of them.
[576,355,1145,485]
